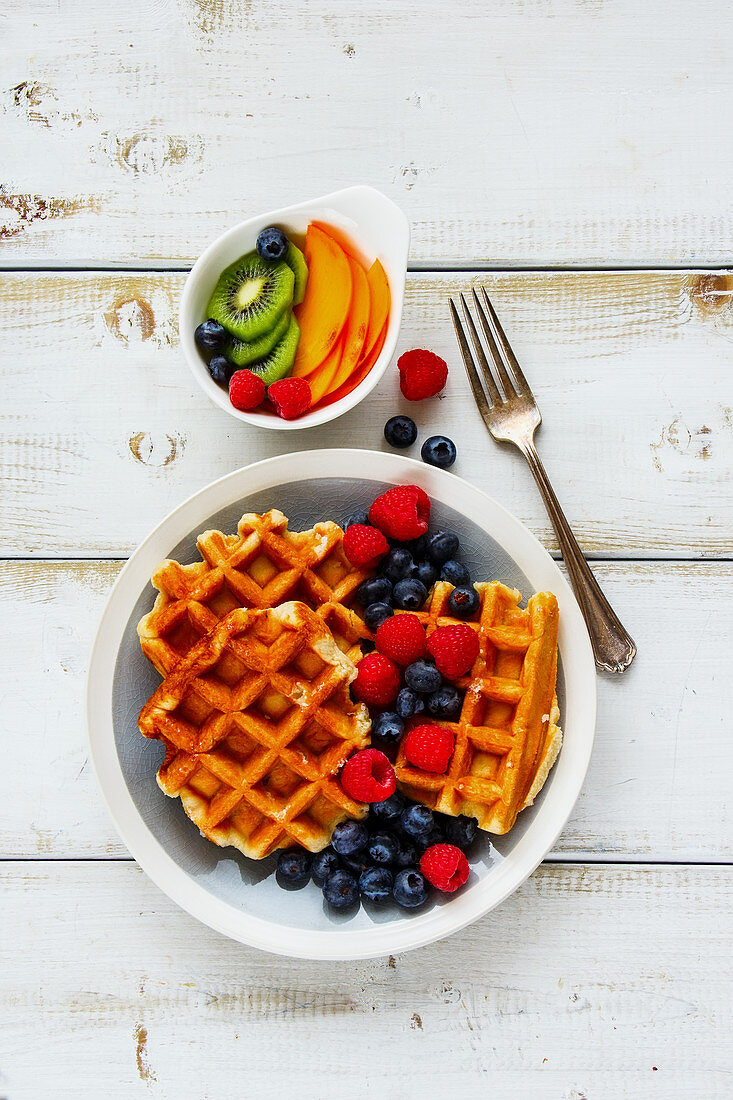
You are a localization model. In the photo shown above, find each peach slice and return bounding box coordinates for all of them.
[291,224,352,375]
[314,320,387,410]
[325,257,370,394]
[362,259,390,362]
[306,334,344,405]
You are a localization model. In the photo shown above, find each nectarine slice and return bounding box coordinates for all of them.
[326,257,370,394]
[314,320,387,410]
[363,259,390,361]
[292,224,352,374]
[307,334,344,405]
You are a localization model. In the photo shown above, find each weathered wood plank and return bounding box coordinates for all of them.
[2,559,731,861]
[2,0,733,267]
[2,270,732,557]
[1,860,730,1097]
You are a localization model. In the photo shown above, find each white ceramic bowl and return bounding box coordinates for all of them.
[179,186,410,430]
[88,449,597,961]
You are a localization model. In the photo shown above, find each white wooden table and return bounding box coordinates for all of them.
[2,2,732,1096]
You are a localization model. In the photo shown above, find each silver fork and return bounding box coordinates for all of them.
[450,287,636,674]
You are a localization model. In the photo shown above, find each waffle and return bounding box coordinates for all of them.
[138,601,371,859]
[137,508,373,676]
[394,581,561,834]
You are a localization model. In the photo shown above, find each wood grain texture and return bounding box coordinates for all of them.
[2,0,733,266]
[1,860,731,1097]
[2,270,732,557]
[2,559,731,861]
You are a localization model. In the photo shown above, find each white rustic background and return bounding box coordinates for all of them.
[2,1,732,1097]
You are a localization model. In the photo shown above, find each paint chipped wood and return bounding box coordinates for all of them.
[2,0,733,265]
[1,271,732,557]
[0,861,730,1096]
[2,559,731,861]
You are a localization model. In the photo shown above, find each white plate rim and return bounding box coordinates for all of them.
[87,449,597,960]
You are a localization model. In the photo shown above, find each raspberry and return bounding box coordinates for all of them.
[375,614,427,666]
[268,377,311,419]
[340,748,396,803]
[427,624,480,679]
[402,724,455,773]
[420,843,470,893]
[229,369,266,411]
[342,524,389,569]
[398,349,448,401]
[352,652,401,707]
[368,485,430,541]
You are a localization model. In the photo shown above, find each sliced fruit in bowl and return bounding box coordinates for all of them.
[180,186,409,430]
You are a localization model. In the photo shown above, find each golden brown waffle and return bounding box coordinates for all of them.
[394,581,561,834]
[137,508,372,676]
[138,601,371,859]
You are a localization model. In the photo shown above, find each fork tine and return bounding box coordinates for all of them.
[458,293,503,405]
[478,287,533,397]
[471,288,520,399]
[449,299,496,421]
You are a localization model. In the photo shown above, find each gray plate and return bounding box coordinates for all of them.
[113,477,565,930]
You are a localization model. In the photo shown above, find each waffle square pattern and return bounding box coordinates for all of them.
[138,601,371,859]
[137,508,373,675]
[395,581,562,834]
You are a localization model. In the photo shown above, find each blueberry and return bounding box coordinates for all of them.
[359,866,393,903]
[426,684,463,719]
[370,791,406,825]
[323,869,360,911]
[382,548,414,583]
[194,318,227,352]
[356,576,392,606]
[403,533,429,559]
[421,824,446,850]
[404,659,442,694]
[447,586,481,618]
[393,578,427,611]
[427,530,460,565]
[256,226,288,262]
[344,508,370,530]
[414,560,438,589]
[400,803,434,841]
[371,711,405,750]
[368,833,399,865]
[393,869,429,908]
[331,820,368,857]
[421,435,457,469]
[444,814,479,850]
[395,687,425,719]
[311,847,341,887]
[275,849,311,890]
[384,415,418,449]
[208,354,232,385]
[364,602,394,631]
[440,559,471,586]
[340,852,371,877]
[393,836,420,868]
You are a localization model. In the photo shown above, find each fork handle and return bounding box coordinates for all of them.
[519,439,636,673]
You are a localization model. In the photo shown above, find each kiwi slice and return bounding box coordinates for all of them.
[249,313,301,385]
[284,241,309,305]
[207,250,294,342]
[227,310,290,367]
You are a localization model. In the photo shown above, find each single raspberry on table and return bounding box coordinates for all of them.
[402,724,455,773]
[427,623,480,679]
[352,652,401,707]
[229,369,266,411]
[420,843,470,893]
[375,613,427,666]
[268,377,311,419]
[368,485,431,541]
[343,524,389,569]
[340,748,396,803]
[398,349,448,401]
